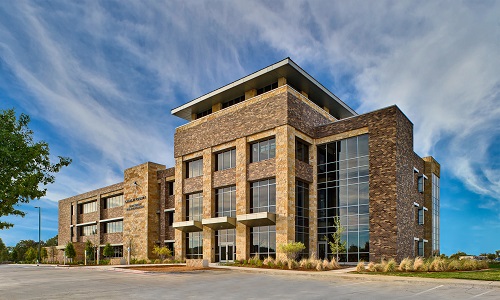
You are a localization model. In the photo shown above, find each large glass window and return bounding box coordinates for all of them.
[250,179,276,213]
[216,149,236,171]
[104,194,124,209]
[186,232,203,259]
[296,139,309,163]
[216,186,236,217]
[80,201,97,214]
[432,174,440,254]
[251,138,276,163]
[222,95,245,109]
[187,159,203,178]
[81,224,97,236]
[250,225,276,259]
[215,229,236,262]
[317,134,369,262]
[105,220,123,233]
[257,82,278,95]
[186,192,203,221]
[296,180,309,259]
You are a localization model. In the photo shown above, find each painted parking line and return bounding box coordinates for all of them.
[470,290,493,298]
[413,285,444,296]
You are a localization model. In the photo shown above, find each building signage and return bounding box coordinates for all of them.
[125,196,146,203]
[126,203,145,211]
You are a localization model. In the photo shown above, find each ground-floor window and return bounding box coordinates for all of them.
[186,232,203,259]
[101,245,123,258]
[215,229,236,262]
[250,225,276,260]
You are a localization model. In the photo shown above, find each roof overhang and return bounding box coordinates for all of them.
[173,220,203,232]
[202,216,236,230]
[171,58,357,121]
[236,212,276,227]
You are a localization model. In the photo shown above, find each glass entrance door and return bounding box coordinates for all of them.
[219,243,235,263]
[318,241,328,260]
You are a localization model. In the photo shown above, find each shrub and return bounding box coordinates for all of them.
[263,257,275,268]
[153,245,172,261]
[153,259,161,264]
[374,263,384,272]
[287,258,298,270]
[249,255,261,266]
[315,261,323,271]
[384,259,397,272]
[99,259,110,265]
[447,259,461,271]
[356,261,365,272]
[322,259,330,270]
[329,258,340,269]
[429,257,447,272]
[278,242,306,260]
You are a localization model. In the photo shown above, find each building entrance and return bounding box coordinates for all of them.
[219,243,235,263]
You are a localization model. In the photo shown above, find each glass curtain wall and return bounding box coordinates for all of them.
[250,179,277,259]
[317,134,369,262]
[215,186,236,262]
[432,174,440,254]
[296,180,309,259]
[186,192,203,259]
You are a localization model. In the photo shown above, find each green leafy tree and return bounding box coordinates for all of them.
[40,247,48,262]
[25,247,37,262]
[13,239,37,262]
[328,216,347,262]
[0,109,71,229]
[0,238,9,262]
[65,242,76,261]
[103,243,114,258]
[10,248,18,262]
[85,240,94,261]
[45,235,58,247]
[153,245,172,260]
[278,242,306,260]
[450,251,468,260]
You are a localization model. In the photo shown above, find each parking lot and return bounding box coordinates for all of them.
[0,264,498,299]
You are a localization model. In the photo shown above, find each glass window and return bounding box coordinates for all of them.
[250,225,276,259]
[81,224,97,236]
[418,175,424,193]
[105,194,124,209]
[250,179,276,213]
[256,82,278,95]
[168,181,174,196]
[105,220,123,233]
[418,209,424,225]
[186,232,203,259]
[418,241,424,257]
[196,108,212,119]
[186,159,203,178]
[296,139,309,163]
[316,134,369,262]
[222,95,245,108]
[80,201,97,214]
[216,149,236,171]
[251,138,276,163]
[432,174,440,254]
[296,180,309,259]
[186,192,203,221]
[216,186,236,217]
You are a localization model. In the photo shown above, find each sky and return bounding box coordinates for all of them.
[0,0,498,255]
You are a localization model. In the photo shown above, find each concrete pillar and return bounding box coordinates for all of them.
[202,148,216,262]
[174,157,186,260]
[278,77,287,87]
[275,125,296,260]
[235,137,250,260]
[245,89,257,100]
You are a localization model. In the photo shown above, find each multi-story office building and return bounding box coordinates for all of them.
[56,58,440,263]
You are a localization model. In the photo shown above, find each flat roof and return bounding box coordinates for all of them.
[171,58,357,120]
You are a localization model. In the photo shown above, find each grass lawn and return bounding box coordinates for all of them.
[361,263,500,281]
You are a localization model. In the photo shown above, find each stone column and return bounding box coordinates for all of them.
[174,157,186,260]
[235,137,249,260]
[309,143,318,258]
[275,125,296,260]
[202,148,216,262]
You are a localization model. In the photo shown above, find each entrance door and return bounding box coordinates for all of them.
[219,243,235,263]
[318,241,328,260]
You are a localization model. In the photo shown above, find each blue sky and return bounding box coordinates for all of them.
[0,1,498,255]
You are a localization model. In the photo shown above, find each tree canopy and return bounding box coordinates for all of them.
[0,109,71,229]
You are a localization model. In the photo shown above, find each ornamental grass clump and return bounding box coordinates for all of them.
[356,261,365,272]
[447,259,461,271]
[315,261,323,271]
[263,257,275,268]
[413,257,424,271]
[398,257,413,272]
[329,258,340,269]
[384,259,397,272]
[322,259,330,270]
[366,262,376,272]
[429,257,447,272]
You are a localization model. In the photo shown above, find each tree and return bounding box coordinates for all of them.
[40,247,48,262]
[25,247,37,262]
[45,235,58,247]
[153,245,172,261]
[103,243,114,258]
[47,246,57,263]
[0,109,71,229]
[0,238,9,262]
[278,242,306,260]
[328,216,347,262]
[450,251,468,260]
[12,239,37,262]
[85,240,94,261]
[65,242,76,262]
